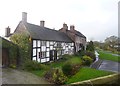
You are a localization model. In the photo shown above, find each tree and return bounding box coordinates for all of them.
[86,41,95,52]
[10,33,31,65]
[104,36,118,51]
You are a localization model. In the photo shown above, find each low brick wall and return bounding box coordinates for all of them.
[69,73,120,85]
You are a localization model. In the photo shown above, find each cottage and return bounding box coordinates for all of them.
[7,12,74,63]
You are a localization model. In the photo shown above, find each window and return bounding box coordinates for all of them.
[41,41,46,46]
[57,42,62,48]
[38,52,46,58]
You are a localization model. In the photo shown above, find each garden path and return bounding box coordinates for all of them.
[1,68,50,84]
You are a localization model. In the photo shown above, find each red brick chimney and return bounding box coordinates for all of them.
[70,25,75,31]
[63,23,68,30]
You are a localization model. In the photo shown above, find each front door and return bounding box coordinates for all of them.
[50,50,57,61]
[2,48,9,67]
[50,50,54,61]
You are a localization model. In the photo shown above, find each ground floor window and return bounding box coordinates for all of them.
[38,52,46,58]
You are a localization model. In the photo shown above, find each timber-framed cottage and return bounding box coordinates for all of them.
[5,12,86,63]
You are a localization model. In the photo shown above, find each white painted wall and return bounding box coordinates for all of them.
[32,40,74,63]
[33,40,36,47]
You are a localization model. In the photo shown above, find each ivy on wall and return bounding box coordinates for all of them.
[10,33,31,65]
[1,37,18,66]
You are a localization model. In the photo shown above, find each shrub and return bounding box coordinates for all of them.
[62,61,82,76]
[10,33,31,65]
[44,68,67,84]
[9,64,16,69]
[62,61,73,76]
[61,54,73,60]
[74,52,80,56]
[79,50,85,56]
[85,51,96,61]
[23,60,49,71]
[86,41,95,52]
[82,55,93,66]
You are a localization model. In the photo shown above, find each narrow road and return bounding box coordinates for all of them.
[98,60,120,73]
[2,68,50,84]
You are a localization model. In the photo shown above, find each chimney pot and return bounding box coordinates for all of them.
[40,20,45,27]
[63,23,68,30]
[70,25,75,31]
[22,12,27,22]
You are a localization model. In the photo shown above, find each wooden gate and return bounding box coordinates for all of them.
[2,48,9,67]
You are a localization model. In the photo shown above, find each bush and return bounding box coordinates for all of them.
[62,61,73,76]
[44,68,67,85]
[62,61,82,76]
[85,51,96,61]
[79,50,85,56]
[61,54,73,60]
[9,64,16,69]
[86,41,95,52]
[74,52,80,56]
[10,33,31,65]
[23,60,49,71]
[82,55,93,66]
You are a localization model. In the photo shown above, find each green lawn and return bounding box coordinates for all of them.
[98,50,120,62]
[67,56,82,64]
[48,55,82,68]
[30,54,114,84]
[66,67,113,84]
[31,56,82,76]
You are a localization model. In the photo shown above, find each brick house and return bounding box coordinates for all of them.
[59,23,86,52]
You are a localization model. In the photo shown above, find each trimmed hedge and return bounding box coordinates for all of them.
[1,37,18,67]
[23,60,49,71]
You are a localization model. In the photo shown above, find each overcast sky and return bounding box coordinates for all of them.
[0,0,119,42]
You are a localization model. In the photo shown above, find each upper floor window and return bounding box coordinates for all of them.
[33,40,37,47]
[41,41,46,46]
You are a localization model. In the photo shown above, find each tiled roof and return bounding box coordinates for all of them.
[75,30,86,38]
[24,22,73,42]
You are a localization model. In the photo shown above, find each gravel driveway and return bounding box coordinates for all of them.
[1,68,50,84]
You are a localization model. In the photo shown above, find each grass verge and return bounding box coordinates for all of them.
[66,67,113,84]
[98,50,120,62]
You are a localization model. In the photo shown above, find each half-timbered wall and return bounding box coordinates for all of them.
[32,40,74,63]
